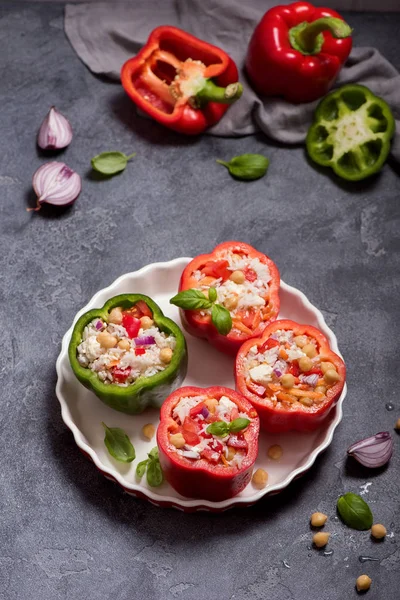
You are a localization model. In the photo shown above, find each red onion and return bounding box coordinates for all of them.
[29,162,81,211]
[347,432,393,468]
[37,106,73,150]
[301,374,319,387]
[200,406,209,419]
[95,320,104,330]
[273,368,283,378]
[134,336,155,346]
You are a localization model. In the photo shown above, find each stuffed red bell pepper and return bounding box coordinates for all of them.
[235,319,345,432]
[170,241,280,356]
[121,26,243,135]
[157,386,260,501]
[246,2,352,103]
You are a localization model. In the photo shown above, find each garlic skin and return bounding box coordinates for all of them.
[29,161,81,211]
[37,106,73,150]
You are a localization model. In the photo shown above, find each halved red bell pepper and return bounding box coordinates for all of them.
[235,319,346,432]
[121,26,243,135]
[176,241,280,356]
[246,2,352,104]
[157,386,260,501]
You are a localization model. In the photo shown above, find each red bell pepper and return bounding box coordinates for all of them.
[235,319,346,432]
[121,26,243,135]
[157,386,260,501]
[175,241,280,356]
[246,2,352,103]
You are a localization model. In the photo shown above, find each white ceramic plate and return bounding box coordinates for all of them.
[56,258,347,512]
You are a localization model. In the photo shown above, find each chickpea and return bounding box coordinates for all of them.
[294,335,308,348]
[321,361,336,374]
[97,331,117,349]
[140,316,154,330]
[313,532,330,548]
[170,433,186,449]
[310,512,328,527]
[299,356,313,372]
[300,397,313,407]
[108,307,123,324]
[230,270,245,284]
[160,347,173,364]
[324,369,341,384]
[267,444,283,460]
[280,373,295,389]
[142,423,155,440]
[356,575,371,592]
[395,418,400,430]
[303,343,317,358]
[224,295,239,311]
[252,468,268,489]
[371,524,387,539]
[315,385,327,395]
[205,398,218,414]
[118,339,131,351]
[226,447,236,461]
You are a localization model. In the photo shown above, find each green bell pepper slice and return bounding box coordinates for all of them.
[306,84,395,181]
[68,294,187,414]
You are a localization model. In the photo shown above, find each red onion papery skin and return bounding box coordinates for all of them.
[347,431,393,468]
[37,106,73,150]
[29,162,81,211]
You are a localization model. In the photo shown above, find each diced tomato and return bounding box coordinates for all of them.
[230,408,239,421]
[182,416,201,446]
[247,381,266,397]
[122,314,141,338]
[206,414,221,423]
[308,367,324,376]
[135,347,146,356]
[210,439,224,453]
[189,402,207,418]
[244,267,257,282]
[289,362,300,377]
[135,300,152,319]
[261,337,280,352]
[202,260,230,281]
[201,447,221,464]
[227,434,248,449]
[112,366,131,383]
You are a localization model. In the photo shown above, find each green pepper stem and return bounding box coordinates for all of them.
[289,17,352,55]
[191,80,243,108]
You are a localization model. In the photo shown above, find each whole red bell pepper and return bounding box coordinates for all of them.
[157,386,260,501]
[172,241,280,356]
[246,2,352,103]
[121,26,243,135]
[235,319,346,432]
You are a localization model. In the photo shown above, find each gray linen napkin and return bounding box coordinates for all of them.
[65,0,400,161]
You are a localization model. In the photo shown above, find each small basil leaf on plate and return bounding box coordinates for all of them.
[136,459,149,478]
[337,492,373,530]
[206,421,230,437]
[170,289,212,310]
[211,303,232,335]
[102,422,135,463]
[216,154,269,181]
[147,456,163,487]
[208,287,218,303]
[148,446,159,460]
[91,151,136,176]
[229,418,250,433]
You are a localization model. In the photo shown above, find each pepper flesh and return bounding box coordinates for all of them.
[178,241,280,356]
[306,84,395,181]
[157,386,260,501]
[245,2,352,103]
[235,319,346,433]
[68,294,187,414]
[121,26,242,135]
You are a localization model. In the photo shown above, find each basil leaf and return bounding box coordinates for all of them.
[206,421,230,437]
[170,289,212,311]
[337,493,373,530]
[211,303,232,335]
[208,287,217,303]
[136,459,148,478]
[148,446,159,460]
[216,154,269,181]
[229,418,250,433]
[91,151,136,175]
[102,422,135,463]
[147,456,163,487]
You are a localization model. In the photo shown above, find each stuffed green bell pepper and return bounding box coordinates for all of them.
[68,294,187,414]
[306,84,395,181]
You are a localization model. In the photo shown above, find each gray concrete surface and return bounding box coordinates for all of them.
[0,3,399,600]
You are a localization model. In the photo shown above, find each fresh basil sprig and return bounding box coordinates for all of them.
[337,492,373,530]
[207,418,250,437]
[91,151,136,176]
[102,422,135,463]
[170,288,232,336]
[135,446,163,487]
[216,154,269,181]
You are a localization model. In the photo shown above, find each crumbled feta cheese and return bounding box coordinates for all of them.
[249,363,273,386]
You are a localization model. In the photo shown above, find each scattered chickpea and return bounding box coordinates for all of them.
[300,396,313,407]
[299,356,313,372]
[170,433,186,449]
[226,446,236,461]
[280,373,295,389]
[395,418,400,430]
[230,270,245,284]
[294,335,308,348]
[108,307,123,324]
[224,295,239,311]
[315,385,327,395]
[117,339,131,351]
[97,331,117,349]
[267,444,283,460]
[313,532,330,548]
[356,575,372,592]
[140,316,154,329]
[142,423,155,440]
[252,468,268,489]
[371,524,387,539]
[205,398,218,413]
[321,361,336,374]
[324,369,341,384]
[160,347,173,364]
[302,343,317,358]
[310,512,328,527]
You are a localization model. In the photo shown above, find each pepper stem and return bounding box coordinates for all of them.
[191,80,243,108]
[289,17,352,55]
